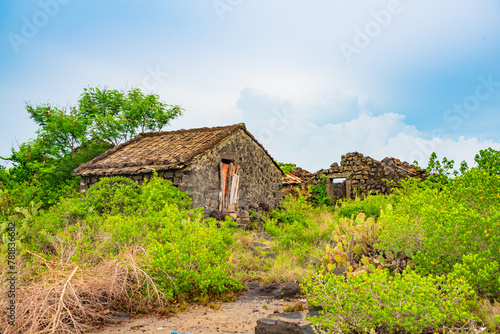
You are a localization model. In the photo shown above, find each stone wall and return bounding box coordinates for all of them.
[316,152,426,201]
[79,169,184,193]
[181,128,283,218]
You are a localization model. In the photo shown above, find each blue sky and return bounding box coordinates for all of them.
[1,0,499,172]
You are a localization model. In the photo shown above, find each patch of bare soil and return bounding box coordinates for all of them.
[91,285,313,334]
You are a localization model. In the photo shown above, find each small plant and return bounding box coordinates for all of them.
[277,162,297,175]
[310,175,332,207]
[283,301,305,312]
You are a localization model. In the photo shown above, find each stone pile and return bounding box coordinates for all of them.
[316,152,426,200]
[210,202,269,229]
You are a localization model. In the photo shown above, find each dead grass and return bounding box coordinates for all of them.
[263,249,314,284]
[0,247,167,334]
[474,298,500,333]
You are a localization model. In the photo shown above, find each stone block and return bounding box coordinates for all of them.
[239,210,250,218]
[255,319,303,334]
[164,171,174,178]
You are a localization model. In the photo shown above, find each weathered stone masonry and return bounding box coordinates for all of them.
[180,129,283,214]
[316,152,426,202]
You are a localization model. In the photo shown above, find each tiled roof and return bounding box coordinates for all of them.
[282,173,304,185]
[74,123,281,176]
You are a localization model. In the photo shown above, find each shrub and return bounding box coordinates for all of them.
[139,176,191,213]
[148,216,242,300]
[84,176,140,215]
[337,197,383,220]
[303,268,477,333]
[449,253,500,301]
[379,169,500,288]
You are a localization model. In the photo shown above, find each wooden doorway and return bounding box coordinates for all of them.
[219,161,240,210]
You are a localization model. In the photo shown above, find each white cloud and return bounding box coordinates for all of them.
[237,88,500,172]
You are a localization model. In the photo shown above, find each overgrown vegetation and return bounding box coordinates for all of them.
[2,97,500,334]
[302,149,500,333]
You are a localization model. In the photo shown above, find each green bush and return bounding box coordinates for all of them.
[338,198,380,219]
[148,216,242,300]
[449,253,500,301]
[139,175,191,213]
[379,169,500,287]
[84,176,141,215]
[303,268,477,333]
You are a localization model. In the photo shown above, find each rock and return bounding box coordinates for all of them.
[210,209,223,220]
[110,311,130,320]
[281,283,300,298]
[258,202,270,211]
[239,210,250,218]
[251,242,268,248]
[251,283,282,298]
[265,252,277,260]
[249,202,259,210]
[247,282,260,290]
[228,204,238,213]
[255,232,274,241]
[255,318,303,334]
[241,218,251,224]
[251,211,263,220]
[248,283,299,299]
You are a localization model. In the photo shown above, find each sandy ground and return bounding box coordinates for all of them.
[91,295,312,334]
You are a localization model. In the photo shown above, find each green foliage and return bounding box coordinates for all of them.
[25,196,88,252]
[0,201,42,257]
[9,175,244,302]
[310,175,332,207]
[148,217,242,300]
[84,177,141,215]
[379,169,500,298]
[475,147,500,176]
[303,269,477,333]
[1,86,183,208]
[139,175,192,212]
[449,253,500,301]
[265,193,334,265]
[78,87,183,145]
[277,162,296,175]
[337,197,382,220]
[425,152,457,187]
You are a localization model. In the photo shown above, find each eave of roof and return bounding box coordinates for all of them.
[74,123,283,176]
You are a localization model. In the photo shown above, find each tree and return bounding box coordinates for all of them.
[474,147,500,176]
[1,87,183,207]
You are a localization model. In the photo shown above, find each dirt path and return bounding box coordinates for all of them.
[92,294,312,334]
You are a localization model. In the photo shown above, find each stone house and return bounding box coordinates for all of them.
[316,152,426,203]
[74,123,283,218]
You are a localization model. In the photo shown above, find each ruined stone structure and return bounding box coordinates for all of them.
[316,152,426,202]
[74,123,283,221]
[282,167,315,189]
